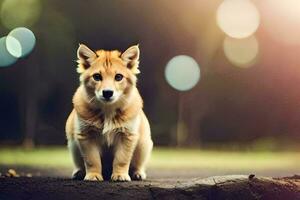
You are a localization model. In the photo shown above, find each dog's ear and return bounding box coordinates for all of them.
[76,44,97,73]
[121,45,140,74]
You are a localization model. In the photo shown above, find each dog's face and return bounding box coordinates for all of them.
[76,44,140,105]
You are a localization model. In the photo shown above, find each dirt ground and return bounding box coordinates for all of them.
[0,164,299,180]
[0,165,299,200]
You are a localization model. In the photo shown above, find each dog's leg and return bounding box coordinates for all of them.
[68,139,85,180]
[130,114,153,180]
[130,137,153,180]
[77,137,103,181]
[111,133,138,182]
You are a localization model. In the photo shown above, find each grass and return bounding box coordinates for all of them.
[0,147,299,171]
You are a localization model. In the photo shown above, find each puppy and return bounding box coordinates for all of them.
[66,44,153,181]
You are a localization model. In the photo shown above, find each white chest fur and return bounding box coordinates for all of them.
[75,109,141,136]
[102,112,141,135]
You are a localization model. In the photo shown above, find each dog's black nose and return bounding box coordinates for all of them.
[102,90,114,100]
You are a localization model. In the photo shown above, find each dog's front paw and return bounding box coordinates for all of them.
[111,173,131,182]
[131,171,146,181]
[84,172,103,181]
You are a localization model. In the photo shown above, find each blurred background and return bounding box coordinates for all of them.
[0,0,300,151]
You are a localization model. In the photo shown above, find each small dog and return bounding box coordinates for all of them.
[66,44,153,181]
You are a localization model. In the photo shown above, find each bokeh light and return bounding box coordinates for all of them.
[261,0,300,45]
[0,0,41,29]
[0,37,18,67]
[6,36,22,58]
[223,36,259,68]
[216,0,260,39]
[7,27,36,58]
[165,55,200,91]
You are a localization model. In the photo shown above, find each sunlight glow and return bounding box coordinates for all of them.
[7,27,36,58]
[217,0,260,38]
[6,36,22,58]
[165,55,200,91]
[223,36,259,68]
[0,0,41,29]
[261,0,300,45]
[0,37,18,67]
[0,27,36,66]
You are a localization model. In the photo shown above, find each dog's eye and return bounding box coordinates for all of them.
[92,73,102,81]
[115,74,123,81]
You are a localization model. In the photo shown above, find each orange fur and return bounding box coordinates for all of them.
[66,44,153,181]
